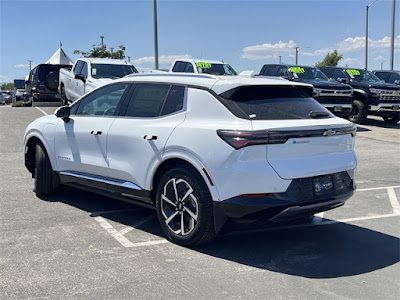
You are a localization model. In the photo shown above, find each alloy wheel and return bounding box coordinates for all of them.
[160,178,199,236]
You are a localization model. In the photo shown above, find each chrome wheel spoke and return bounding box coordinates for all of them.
[181,187,193,202]
[181,212,185,235]
[183,206,198,221]
[161,194,176,207]
[165,211,179,225]
[172,178,179,202]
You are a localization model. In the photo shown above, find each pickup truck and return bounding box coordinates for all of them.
[169,59,237,75]
[259,64,353,119]
[319,67,400,124]
[59,58,138,104]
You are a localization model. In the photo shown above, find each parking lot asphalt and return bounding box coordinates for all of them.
[0,105,399,300]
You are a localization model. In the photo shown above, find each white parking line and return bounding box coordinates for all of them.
[387,187,400,214]
[357,185,400,192]
[92,185,400,248]
[35,107,48,116]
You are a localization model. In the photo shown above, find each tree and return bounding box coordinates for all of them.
[1,83,14,90]
[315,50,343,67]
[74,44,126,59]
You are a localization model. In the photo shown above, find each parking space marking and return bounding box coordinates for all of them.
[35,107,48,116]
[92,211,166,248]
[387,188,400,214]
[357,185,400,192]
[91,185,400,248]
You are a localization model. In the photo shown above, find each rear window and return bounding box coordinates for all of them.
[219,85,333,120]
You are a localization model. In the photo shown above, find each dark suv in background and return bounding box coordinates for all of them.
[25,64,72,106]
[258,64,353,119]
[373,70,400,86]
[319,67,400,124]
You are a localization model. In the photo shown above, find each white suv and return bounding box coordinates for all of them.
[24,73,357,246]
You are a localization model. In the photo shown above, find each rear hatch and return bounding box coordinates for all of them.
[218,84,356,180]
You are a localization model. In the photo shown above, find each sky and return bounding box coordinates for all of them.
[0,0,399,84]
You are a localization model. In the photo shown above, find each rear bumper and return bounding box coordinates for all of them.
[214,171,355,221]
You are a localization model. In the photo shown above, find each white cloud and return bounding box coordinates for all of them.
[303,48,335,57]
[374,55,385,61]
[337,35,400,52]
[132,54,192,65]
[340,57,361,67]
[241,40,297,60]
[14,64,30,68]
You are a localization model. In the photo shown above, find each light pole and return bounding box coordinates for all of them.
[279,55,282,64]
[27,60,32,72]
[365,0,379,70]
[100,36,104,49]
[128,56,131,63]
[295,47,299,65]
[390,0,396,70]
[153,0,159,69]
[110,47,114,58]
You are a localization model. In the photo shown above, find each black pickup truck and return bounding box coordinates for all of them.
[259,64,353,119]
[319,67,400,124]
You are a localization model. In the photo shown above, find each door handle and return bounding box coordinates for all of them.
[144,135,157,140]
[91,130,102,135]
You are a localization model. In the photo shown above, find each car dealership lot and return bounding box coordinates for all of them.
[0,106,399,299]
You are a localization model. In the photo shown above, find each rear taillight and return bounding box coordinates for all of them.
[217,125,356,150]
[217,130,269,149]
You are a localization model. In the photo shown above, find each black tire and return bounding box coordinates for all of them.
[60,85,68,106]
[34,143,58,197]
[382,114,400,124]
[156,166,216,246]
[349,100,368,124]
[45,71,59,90]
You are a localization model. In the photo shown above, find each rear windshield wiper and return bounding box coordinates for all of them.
[308,111,330,119]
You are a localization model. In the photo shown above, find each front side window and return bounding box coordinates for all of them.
[91,64,137,79]
[219,85,332,120]
[76,84,128,116]
[73,61,84,75]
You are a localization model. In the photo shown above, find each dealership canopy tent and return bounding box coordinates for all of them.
[45,47,74,65]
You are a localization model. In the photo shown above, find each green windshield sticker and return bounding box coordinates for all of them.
[346,69,360,76]
[289,67,305,73]
[196,62,212,69]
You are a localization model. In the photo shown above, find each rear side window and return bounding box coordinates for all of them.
[374,72,390,82]
[219,85,332,120]
[172,61,186,72]
[161,86,185,115]
[126,84,170,117]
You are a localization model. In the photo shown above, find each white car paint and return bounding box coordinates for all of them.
[25,73,357,206]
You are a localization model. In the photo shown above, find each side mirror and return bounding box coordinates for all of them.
[25,80,30,84]
[336,77,348,84]
[55,105,71,122]
[394,80,400,85]
[74,74,86,82]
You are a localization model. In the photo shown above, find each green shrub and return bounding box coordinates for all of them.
[12,101,24,107]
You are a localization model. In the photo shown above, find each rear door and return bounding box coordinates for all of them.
[106,83,186,189]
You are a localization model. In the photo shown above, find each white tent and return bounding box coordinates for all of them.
[45,47,74,65]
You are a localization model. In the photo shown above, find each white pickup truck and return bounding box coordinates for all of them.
[169,59,237,76]
[59,58,138,104]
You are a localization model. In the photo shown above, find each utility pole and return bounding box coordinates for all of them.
[28,60,32,72]
[153,0,159,69]
[110,47,114,57]
[279,55,282,64]
[128,56,131,63]
[365,0,379,70]
[381,62,384,70]
[295,47,299,65]
[390,0,396,70]
[100,36,104,49]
